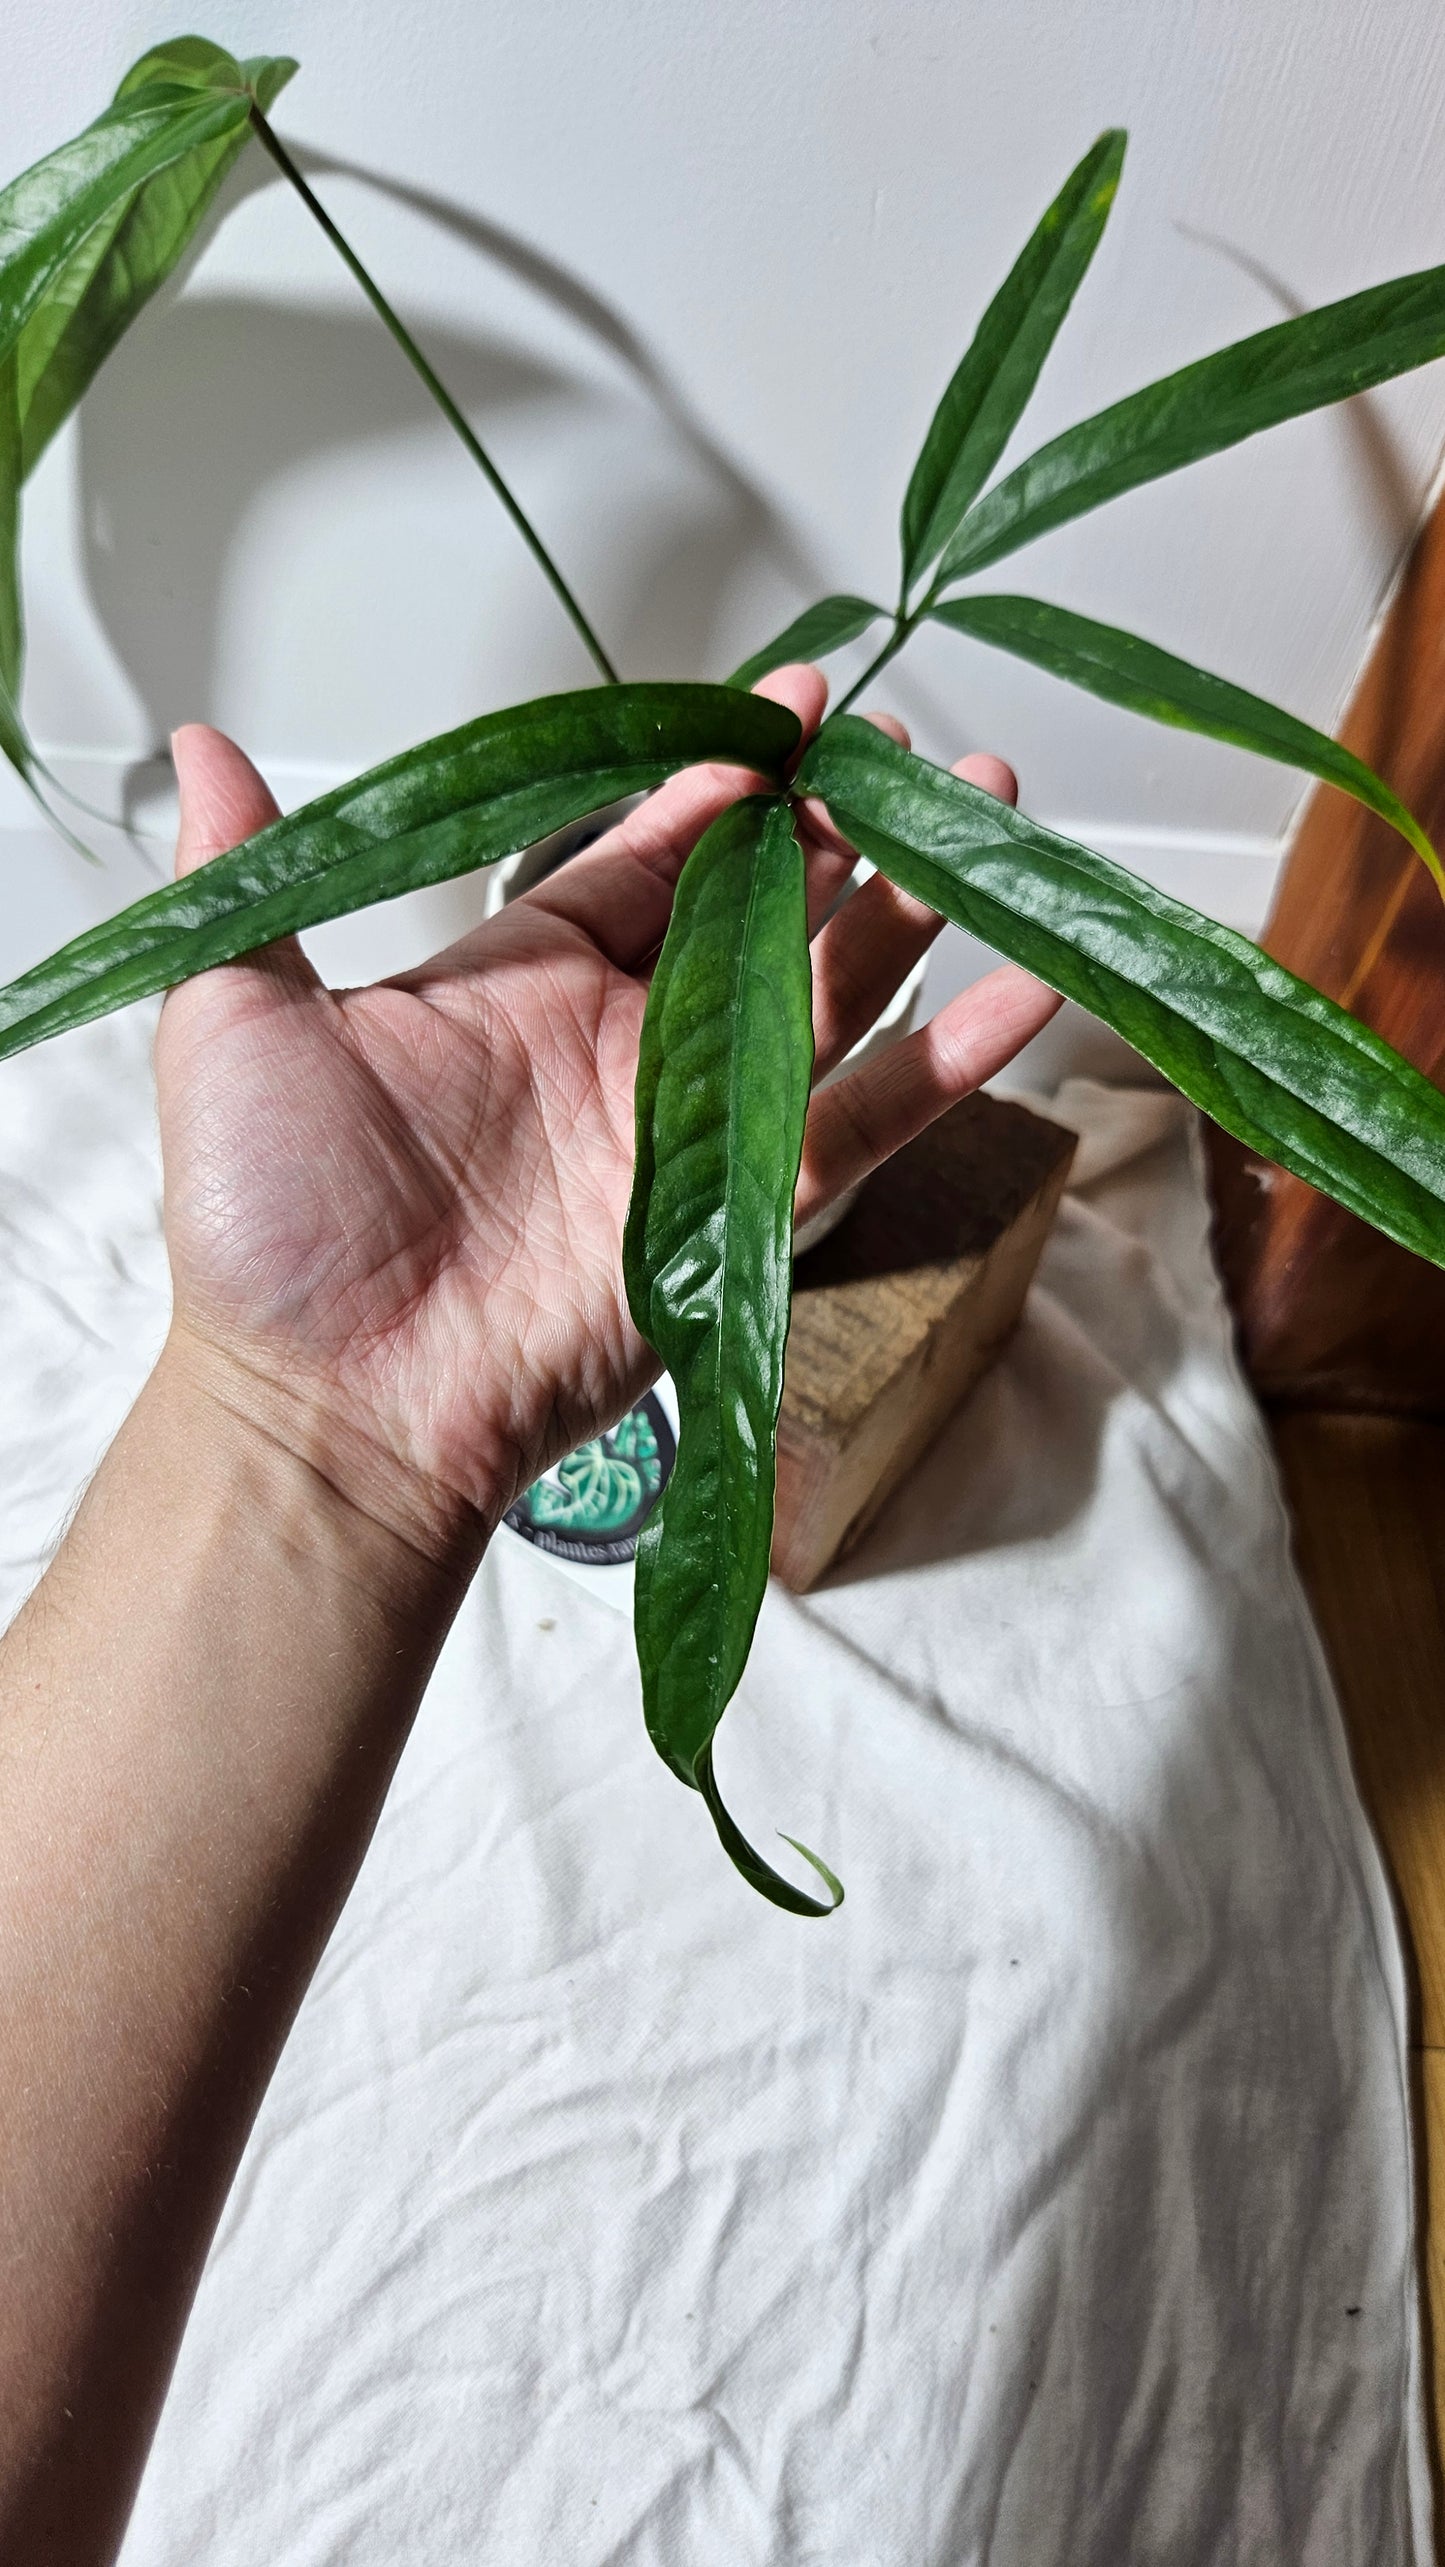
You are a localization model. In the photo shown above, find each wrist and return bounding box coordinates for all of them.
[153,1326,492,1614]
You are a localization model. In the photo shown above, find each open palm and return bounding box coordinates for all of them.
[156,665,1060,1560]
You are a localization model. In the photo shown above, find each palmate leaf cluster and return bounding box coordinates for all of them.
[2,54,1445,1907]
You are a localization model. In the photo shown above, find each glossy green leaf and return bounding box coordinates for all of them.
[624,794,840,1916]
[931,591,1445,896]
[900,129,1125,593]
[0,351,24,779]
[0,39,293,796]
[0,684,800,1062]
[728,594,885,692]
[938,262,1445,584]
[17,42,297,478]
[0,346,87,854]
[798,717,1445,1268]
[0,88,249,375]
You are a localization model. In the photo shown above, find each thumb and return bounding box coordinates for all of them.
[172,722,279,872]
[171,723,319,997]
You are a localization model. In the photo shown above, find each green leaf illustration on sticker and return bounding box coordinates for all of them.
[506,1392,675,1567]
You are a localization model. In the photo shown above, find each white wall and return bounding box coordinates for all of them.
[3,0,1445,992]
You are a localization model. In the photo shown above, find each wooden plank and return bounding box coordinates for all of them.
[1419,2051,1445,2495]
[1208,487,1445,1416]
[1205,478,1445,2535]
[772,1092,1074,1592]
[1271,1414,1445,2047]
[1269,1409,1445,2524]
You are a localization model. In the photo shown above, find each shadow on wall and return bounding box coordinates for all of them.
[69,149,819,817]
[78,298,564,762]
[1173,224,1421,558]
[299,144,811,577]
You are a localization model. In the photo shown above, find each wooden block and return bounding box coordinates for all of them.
[1266,1407,1445,2478]
[771,1092,1075,1591]
[1206,478,1445,1418]
[1415,2052,1445,2475]
[1269,1410,1445,2044]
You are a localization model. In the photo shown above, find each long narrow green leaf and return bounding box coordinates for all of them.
[0,93,252,368]
[17,42,296,477]
[728,594,885,692]
[798,717,1445,1268]
[932,591,1445,896]
[900,129,1125,593]
[624,794,840,1916]
[0,39,294,804]
[937,263,1445,584]
[0,351,23,779]
[0,685,800,1061]
[0,339,89,854]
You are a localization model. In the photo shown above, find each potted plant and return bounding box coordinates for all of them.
[2,38,1444,1909]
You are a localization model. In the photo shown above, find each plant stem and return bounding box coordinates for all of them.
[833,616,911,718]
[833,571,959,718]
[249,109,620,685]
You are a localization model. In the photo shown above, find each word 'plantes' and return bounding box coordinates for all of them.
[3,45,1444,1906]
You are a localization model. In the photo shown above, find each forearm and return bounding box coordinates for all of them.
[0,1334,478,2564]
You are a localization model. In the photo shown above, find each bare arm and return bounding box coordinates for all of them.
[0,670,1059,2561]
[0,1346,472,2562]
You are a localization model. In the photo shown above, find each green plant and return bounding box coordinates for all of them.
[3,42,1445,1911]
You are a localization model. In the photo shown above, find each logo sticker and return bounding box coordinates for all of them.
[504,1390,676,1567]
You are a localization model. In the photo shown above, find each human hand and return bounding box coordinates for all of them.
[155,665,1060,1569]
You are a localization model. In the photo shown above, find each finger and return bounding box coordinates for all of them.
[953,749,1018,805]
[797,711,912,936]
[795,726,1012,869]
[522,663,830,970]
[808,872,946,1079]
[169,725,320,999]
[794,962,1062,1226]
[808,745,1018,1074]
[172,723,280,873]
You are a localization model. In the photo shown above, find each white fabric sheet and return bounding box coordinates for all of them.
[0,1008,1430,2566]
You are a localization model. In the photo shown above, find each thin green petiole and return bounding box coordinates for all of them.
[832,566,961,718]
[833,614,913,718]
[249,108,621,686]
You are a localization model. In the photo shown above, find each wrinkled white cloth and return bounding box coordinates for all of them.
[0,1009,1429,2566]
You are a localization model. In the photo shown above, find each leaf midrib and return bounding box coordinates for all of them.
[816,730,1426,1079]
[837,790,1445,1185]
[698,802,773,1723]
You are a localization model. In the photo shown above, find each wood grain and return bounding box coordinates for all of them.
[1420,2052,1445,2489]
[772,1092,1074,1592]
[1271,1414,1445,2046]
[1203,482,1445,2506]
[1269,1412,1445,2498]
[1208,487,1445,1415]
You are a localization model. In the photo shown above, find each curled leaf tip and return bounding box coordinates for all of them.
[777,1833,846,1913]
[697,1748,843,1918]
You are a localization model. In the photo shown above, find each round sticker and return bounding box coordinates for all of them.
[503,1390,676,1567]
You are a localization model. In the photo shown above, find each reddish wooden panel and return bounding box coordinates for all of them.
[1208,487,1445,1415]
